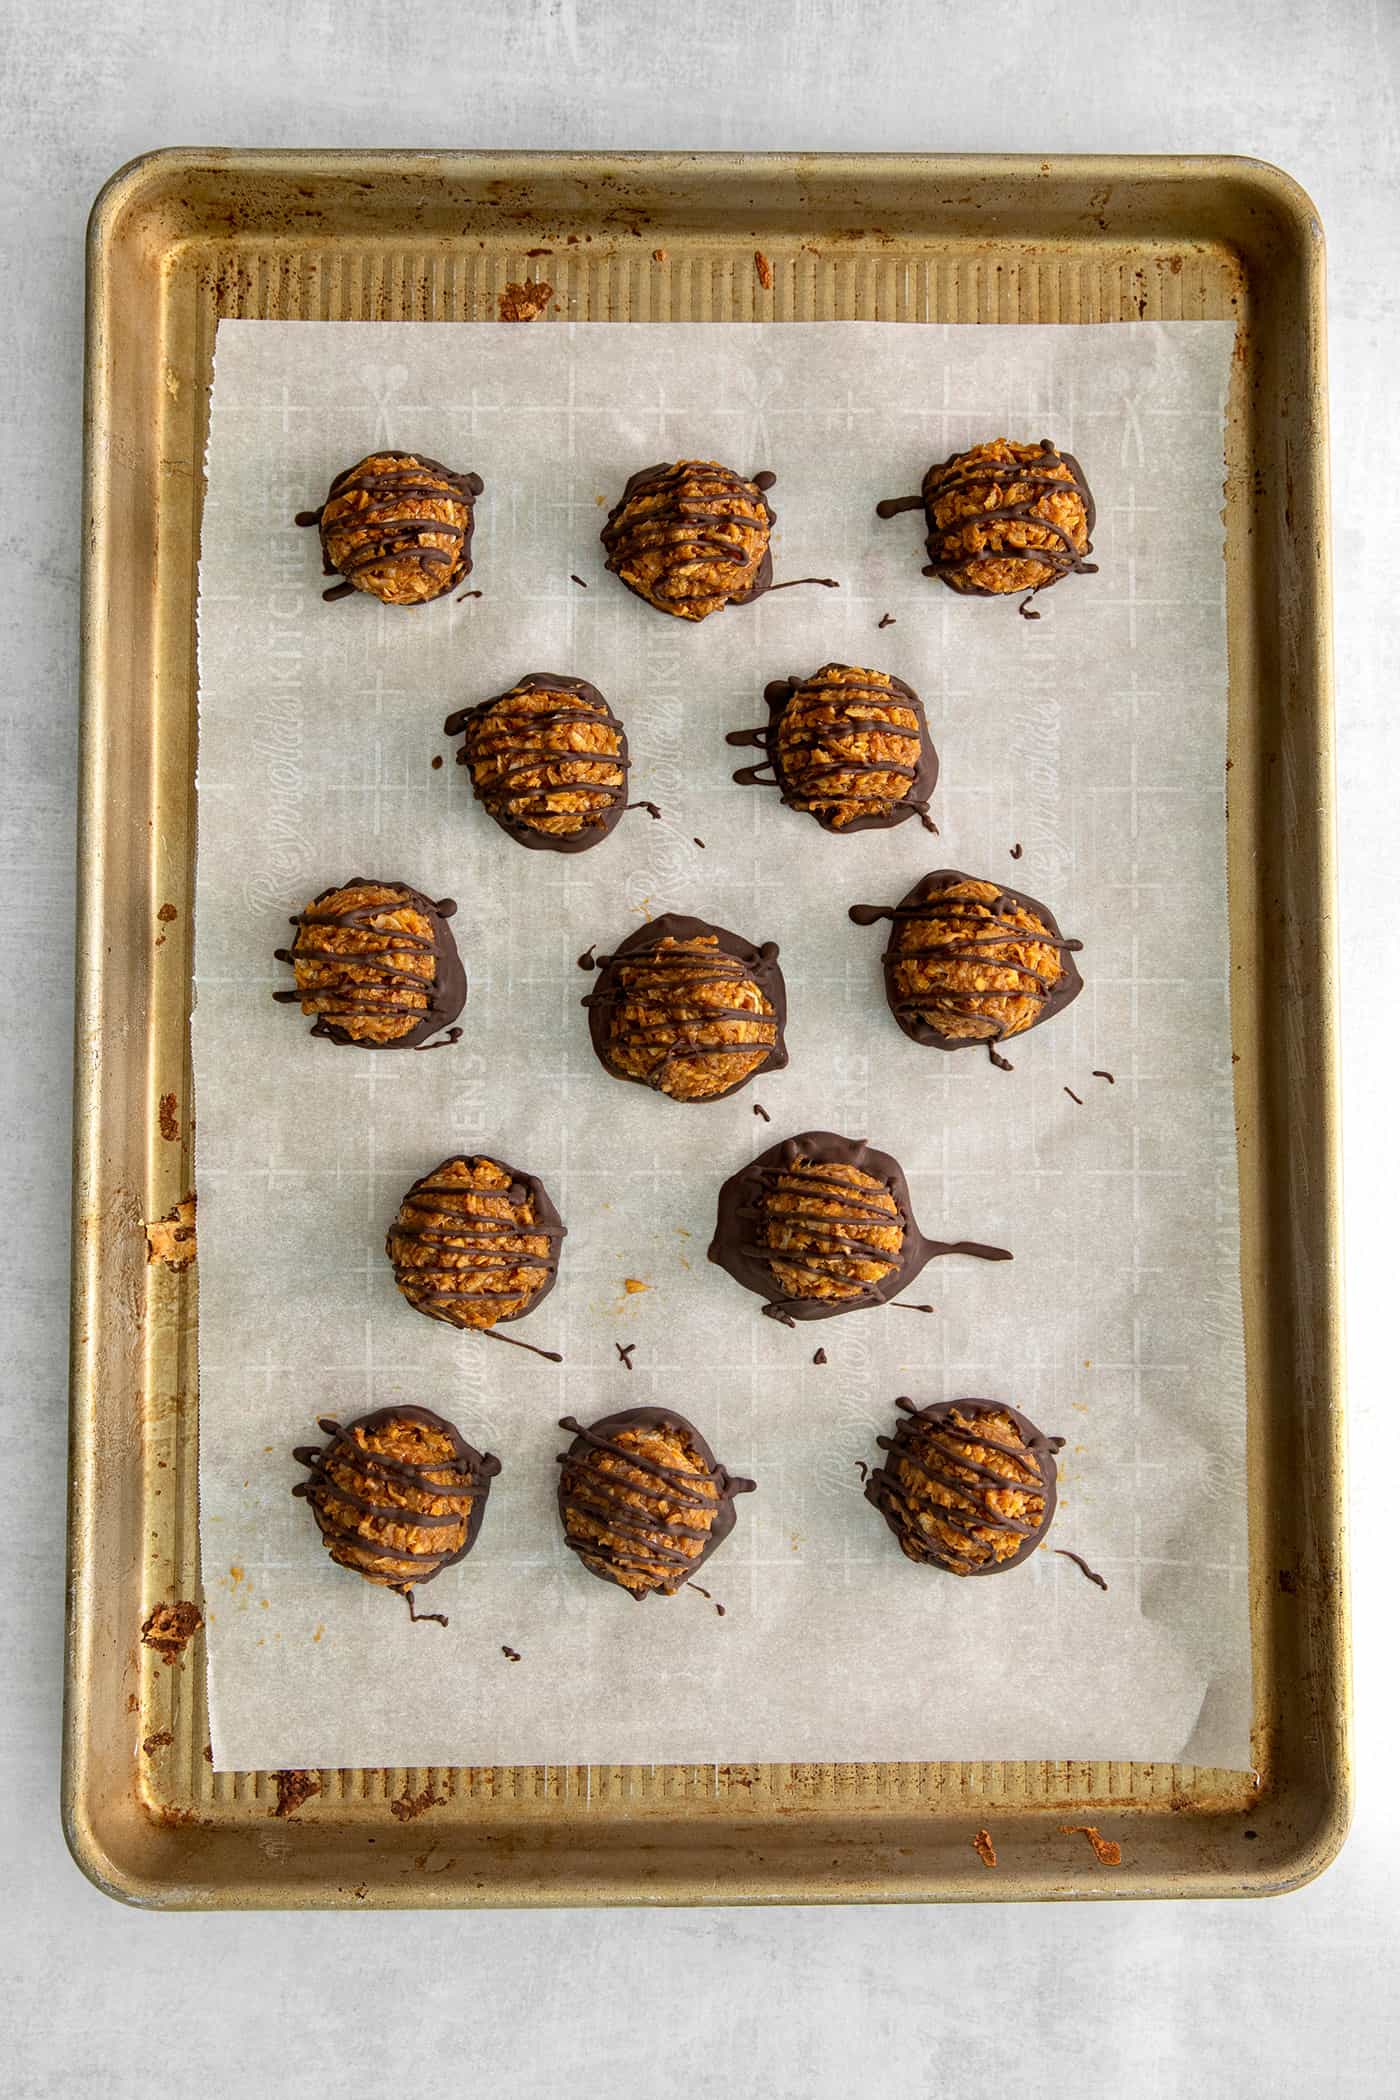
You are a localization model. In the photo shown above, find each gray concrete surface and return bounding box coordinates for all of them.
[3,3,1395,2094]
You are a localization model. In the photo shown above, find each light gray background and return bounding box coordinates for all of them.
[4,3,1394,2094]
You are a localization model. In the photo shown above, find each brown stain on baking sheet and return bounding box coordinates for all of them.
[1061,1823,1122,1865]
[498,280,554,322]
[140,1600,203,1664]
[271,1769,321,1818]
[158,1093,180,1142]
[391,1782,446,1822]
[146,1193,196,1270]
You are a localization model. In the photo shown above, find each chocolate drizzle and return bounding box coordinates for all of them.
[580,911,788,1103]
[708,1131,1011,1326]
[849,870,1084,1054]
[876,437,1096,616]
[866,1397,1063,1576]
[444,673,631,855]
[1056,1548,1109,1591]
[386,1154,565,1341]
[728,664,939,835]
[297,451,483,606]
[556,1406,755,1599]
[600,460,776,619]
[273,879,466,1050]
[292,1405,500,1618]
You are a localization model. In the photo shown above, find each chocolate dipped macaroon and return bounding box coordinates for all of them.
[273,879,466,1050]
[556,1406,755,1599]
[386,1155,564,1360]
[850,871,1083,1068]
[728,662,938,834]
[866,1397,1062,1575]
[444,673,630,853]
[292,1405,500,1623]
[708,1130,1010,1325]
[876,437,1095,618]
[579,912,787,1104]
[600,459,777,620]
[296,450,483,606]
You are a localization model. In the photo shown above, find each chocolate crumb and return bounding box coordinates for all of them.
[1064,1087,1083,1105]
[1055,1548,1108,1591]
[754,250,773,291]
[1061,1823,1122,1866]
[752,1102,771,1123]
[570,573,588,589]
[877,612,896,629]
[431,754,444,770]
[615,1341,637,1372]
[693,836,706,849]
[972,1828,998,1869]
[1092,1069,1115,1084]
[812,1347,827,1366]
[501,1645,522,1662]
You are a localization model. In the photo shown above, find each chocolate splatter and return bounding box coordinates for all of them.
[1092,1069,1115,1084]
[752,1102,771,1122]
[570,573,588,589]
[502,1645,522,1661]
[812,1347,828,1366]
[456,588,483,602]
[615,1341,637,1372]
[431,754,444,769]
[877,612,896,629]
[1010,842,1023,859]
[1064,1087,1083,1105]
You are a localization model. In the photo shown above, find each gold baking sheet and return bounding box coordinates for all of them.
[66,150,1346,1906]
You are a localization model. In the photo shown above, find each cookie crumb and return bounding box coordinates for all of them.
[623,1277,649,1295]
[972,1828,998,1869]
[754,250,773,291]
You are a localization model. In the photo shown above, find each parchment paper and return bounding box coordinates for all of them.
[195,319,1247,1772]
